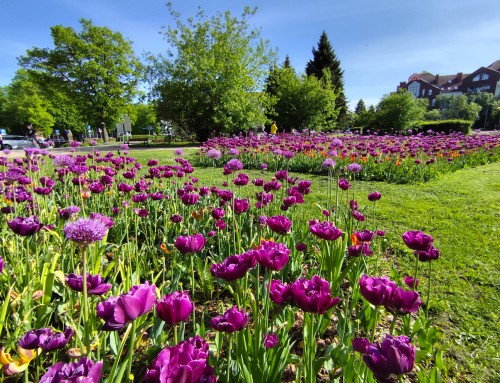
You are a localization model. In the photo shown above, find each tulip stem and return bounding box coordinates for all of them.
[390,314,397,335]
[412,255,420,292]
[426,262,432,320]
[125,320,137,383]
[226,334,233,383]
[371,307,379,342]
[82,246,90,356]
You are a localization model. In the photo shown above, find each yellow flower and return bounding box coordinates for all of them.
[0,347,37,376]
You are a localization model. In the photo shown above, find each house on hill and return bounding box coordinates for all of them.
[398,60,500,105]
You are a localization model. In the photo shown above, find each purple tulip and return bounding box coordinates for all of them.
[385,287,422,315]
[146,336,213,383]
[0,256,4,274]
[174,234,206,254]
[354,335,415,382]
[264,333,279,349]
[414,246,440,262]
[338,178,351,190]
[65,273,112,295]
[359,275,398,307]
[269,280,291,304]
[368,191,382,201]
[352,337,371,354]
[57,206,81,220]
[210,252,257,281]
[352,210,366,222]
[211,207,225,219]
[266,215,292,235]
[156,291,194,326]
[19,327,74,352]
[211,306,249,333]
[170,214,183,223]
[64,217,108,246]
[39,357,103,383]
[134,208,150,218]
[295,243,307,252]
[403,276,419,289]
[402,231,433,251]
[355,230,374,242]
[7,216,43,236]
[252,240,290,271]
[233,198,250,214]
[309,220,342,241]
[181,193,199,206]
[289,275,340,314]
[96,282,156,330]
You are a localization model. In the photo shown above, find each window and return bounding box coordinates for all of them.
[422,89,426,96]
[429,89,433,95]
[482,73,490,80]
[408,82,420,98]
[473,74,480,82]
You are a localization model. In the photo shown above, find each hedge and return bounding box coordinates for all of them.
[415,119,473,135]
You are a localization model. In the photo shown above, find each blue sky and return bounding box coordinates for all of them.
[1,0,499,108]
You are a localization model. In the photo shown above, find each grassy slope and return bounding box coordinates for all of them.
[131,149,499,381]
[347,162,500,382]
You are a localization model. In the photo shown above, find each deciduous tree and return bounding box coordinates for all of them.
[266,66,339,132]
[375,90,426,133]
[19,19,142,141]
[150,5,275,141]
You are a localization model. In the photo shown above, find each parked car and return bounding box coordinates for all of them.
[2,135,37,150]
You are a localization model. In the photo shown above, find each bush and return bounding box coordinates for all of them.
[415,119,473,135]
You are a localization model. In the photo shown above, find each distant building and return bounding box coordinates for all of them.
[398,60,500,105]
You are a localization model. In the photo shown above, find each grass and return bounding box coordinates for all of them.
[126,148,500,381]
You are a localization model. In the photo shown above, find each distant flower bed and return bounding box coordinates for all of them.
[198,131,500,183]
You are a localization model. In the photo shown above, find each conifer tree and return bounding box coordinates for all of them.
[305,31,347,124]
[355,99,366,115]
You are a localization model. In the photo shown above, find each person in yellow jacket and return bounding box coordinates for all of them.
[270,121,278,135]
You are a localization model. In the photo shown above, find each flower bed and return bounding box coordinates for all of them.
[198,131,500,183]
[0,147,446,382]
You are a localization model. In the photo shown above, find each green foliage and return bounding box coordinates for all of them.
[19,18,142,139]
[305,31,346,123]
[126,103,158,134]
[1,71,55,135]
[416,119,473,135]
[375,89,427,133]
[467,92,500,130]
[423,109,442,121]
[354,99,366,115]
[150,4,275,141]
[435,94,481,121]
[265,67,339,131]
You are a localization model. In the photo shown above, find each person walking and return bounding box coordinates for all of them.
[270,120,278,135]
[0,133,4,150]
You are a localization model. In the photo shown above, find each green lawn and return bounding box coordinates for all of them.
[130,149,500,381]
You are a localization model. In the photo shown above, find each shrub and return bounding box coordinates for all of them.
[415,119,473,135]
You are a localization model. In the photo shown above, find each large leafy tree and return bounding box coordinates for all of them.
[149,5,275,141]
[375,89,427,133]
[1,71,55,136]
[266,66,339,132]
[19,19,142,141]
[305,31,347,124]
[436,94,481,121]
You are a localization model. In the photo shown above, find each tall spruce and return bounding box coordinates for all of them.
[305,31,347,125]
